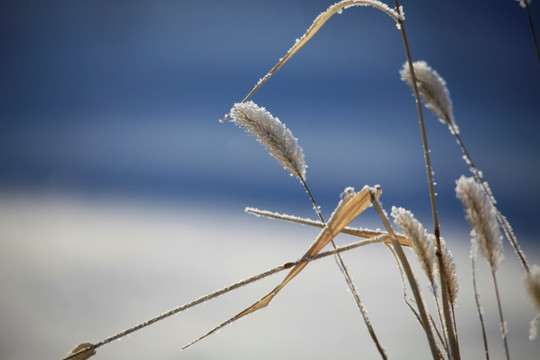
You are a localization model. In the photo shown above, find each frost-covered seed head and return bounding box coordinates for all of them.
[442,246,459,305]
[230,101,307,180]
[400,61,458,134]
[526,265,540,312]
[391,206,436,286]
[456,176,503,271]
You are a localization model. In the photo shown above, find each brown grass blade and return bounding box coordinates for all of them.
[182,186,379,349]
[220,1,402,122]
[245,207,411,247]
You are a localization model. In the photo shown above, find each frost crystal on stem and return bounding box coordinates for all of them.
[456,176,503,272]
[400,61,458,134]
[230,101,307,180]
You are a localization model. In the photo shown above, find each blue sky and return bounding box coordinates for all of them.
[1,1,540,359]
[2,1,539,235]
[2,0,539,234]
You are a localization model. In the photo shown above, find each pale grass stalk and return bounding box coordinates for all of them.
[306,187,388,359]
[232,100,387,357]
[386,241,448,359]
[401,60,530,274]
[392,1,460,357]
[515,0,540,65]
[245,207,411,246]
[369,189,442,360]
[182,186,381,350]
[456,176,510,360]
[472,240,491,360]
[452,128,529,273]
[62,234,389,360]
[442,246,460,353]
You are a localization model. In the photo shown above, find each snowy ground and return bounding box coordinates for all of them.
[1,191,539,360]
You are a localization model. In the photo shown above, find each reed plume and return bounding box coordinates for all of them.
[230,101,306,180]
[456,176,503,271]
[391,206,436,288]
[400,60,457,135]
[456,175,510,359]
[402,60,529,274]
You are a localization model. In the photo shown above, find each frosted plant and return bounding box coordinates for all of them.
[456,175,510,359]
[230,101,306,180]
[220,1,403,123]
[456,176,503,271]
[230,100,388,358]
[403,60,529,274]
[442,246,459,307]
[514,0,540,65]
[391,206,436,287]
[515,0,532,8]
[400,61,457,135]
[182,186,383,352]
[526,265,540,339]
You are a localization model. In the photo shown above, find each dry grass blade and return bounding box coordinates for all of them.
[62,235,389,360]
[65,343,95,360]
[182,185,380,349]
[220,0,402,122]
[245,207,411,246]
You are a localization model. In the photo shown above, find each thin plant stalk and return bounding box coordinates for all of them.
[392,2,460,358]
[230,100,387,358]
[522,1,540,66]
[448,122,529,273]
[182,187,380,349]
[62,234,390,360]
[300,177,387,359]
[472,243,490,360]
[492,271,511,360]
[245,207,411,246]
[369,190,441,360]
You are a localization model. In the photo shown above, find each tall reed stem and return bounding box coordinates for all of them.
[523,1,540,66]
[449,123,529,274]
[299,177,387,359]
[62,235,390,360]
[369,190,441,360]
[472,244,490,360]
[393,2,460,358]
[491,271,511,360]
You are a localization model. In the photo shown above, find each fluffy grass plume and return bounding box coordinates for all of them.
[230,101,306,180]
[391,206,436,287]
[400,61,457,134]
[442,246,459,306]
[456,176,503,271]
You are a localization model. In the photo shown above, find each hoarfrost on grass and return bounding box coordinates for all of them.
[230,101,307,180]
[400,61,458,134]
[391,206,436,286]
[456,176,503,272]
